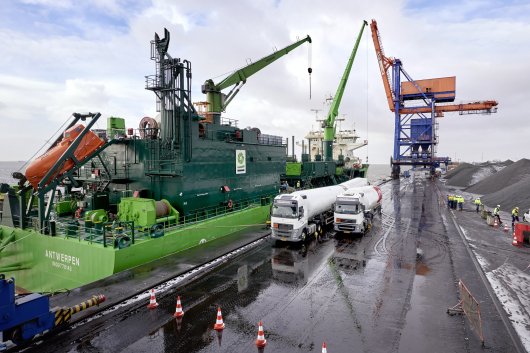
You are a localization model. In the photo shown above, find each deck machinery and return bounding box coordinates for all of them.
[370,20,498,178]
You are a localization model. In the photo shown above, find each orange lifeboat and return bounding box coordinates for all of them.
[25,124,105,189]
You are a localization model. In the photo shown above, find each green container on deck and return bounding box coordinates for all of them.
[55,200,75,216]
[107,116,126,138]
[286,162,302,176]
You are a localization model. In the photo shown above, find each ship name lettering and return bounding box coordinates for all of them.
[45,250,80,267]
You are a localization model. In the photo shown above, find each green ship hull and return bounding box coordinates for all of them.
[0,203,270,292]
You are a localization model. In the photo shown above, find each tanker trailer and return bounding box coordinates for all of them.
[334,185,382,235]
[271,178,368,242]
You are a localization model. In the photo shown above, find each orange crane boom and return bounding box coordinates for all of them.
[401,100,498,116]
[370,19,498,115]
[370,20,394,111]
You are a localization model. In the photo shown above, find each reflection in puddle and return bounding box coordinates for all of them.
[331,237,367,274]
[271,244,310,284]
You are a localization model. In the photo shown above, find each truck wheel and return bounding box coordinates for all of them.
[301,229,307,242]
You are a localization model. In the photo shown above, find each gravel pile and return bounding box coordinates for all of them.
[445,160,512,187]
[465,159,530,194]
[446,158,530,213]
[445,163,477,187]
[481,175,530,214]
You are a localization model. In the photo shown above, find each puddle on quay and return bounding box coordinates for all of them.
[330,237,368,275]
[415,262,431,275]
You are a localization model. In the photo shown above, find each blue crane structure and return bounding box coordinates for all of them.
[370,20,498,178]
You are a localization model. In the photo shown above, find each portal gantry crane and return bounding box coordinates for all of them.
[370,20,498,178]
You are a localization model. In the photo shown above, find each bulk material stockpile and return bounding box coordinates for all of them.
[445,159,530,212]
[445,160,513,187]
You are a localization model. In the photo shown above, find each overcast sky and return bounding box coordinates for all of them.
[0,0,528,164]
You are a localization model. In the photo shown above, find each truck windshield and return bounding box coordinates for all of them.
[271,203,298,218]
[335,203,361,215]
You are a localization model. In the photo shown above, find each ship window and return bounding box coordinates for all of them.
[268,157,272,161]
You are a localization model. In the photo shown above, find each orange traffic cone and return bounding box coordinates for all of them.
[493,218,498,228]
[147,289,158,309]
[322,342,327,353]
[255,321,267,347]
[512,234,519,246]
[173,296,184,318]
[213,307,225,331]
[503,224,509,232]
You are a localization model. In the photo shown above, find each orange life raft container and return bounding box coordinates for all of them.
[25,124,105,189]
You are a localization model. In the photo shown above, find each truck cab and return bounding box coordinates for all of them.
[334,193,368,234]
[270,194,316,242]
[333,185,382,235]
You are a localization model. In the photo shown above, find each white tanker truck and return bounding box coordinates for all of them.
[334,185,382,235]
[271,178,368,242]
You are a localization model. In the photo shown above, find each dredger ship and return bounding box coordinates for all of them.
[0,26,368,293]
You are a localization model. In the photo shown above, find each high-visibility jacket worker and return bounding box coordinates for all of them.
[493,205,502,224]
[474,198,482,213]
[512,207,520,226]
[448,195,453,209]
[457,196,464,211]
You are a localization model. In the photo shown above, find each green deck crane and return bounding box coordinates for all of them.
[323,21,367,161]
[201,35,312,123]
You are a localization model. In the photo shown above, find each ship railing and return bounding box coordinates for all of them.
[258,134,285,146]
[54,220,136,248]
[205,128,285,147]
[220,117,238,127]
[76,165,129,182]
[43,194,275,248]
[145,75,161,90]
[145,194,273,233]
